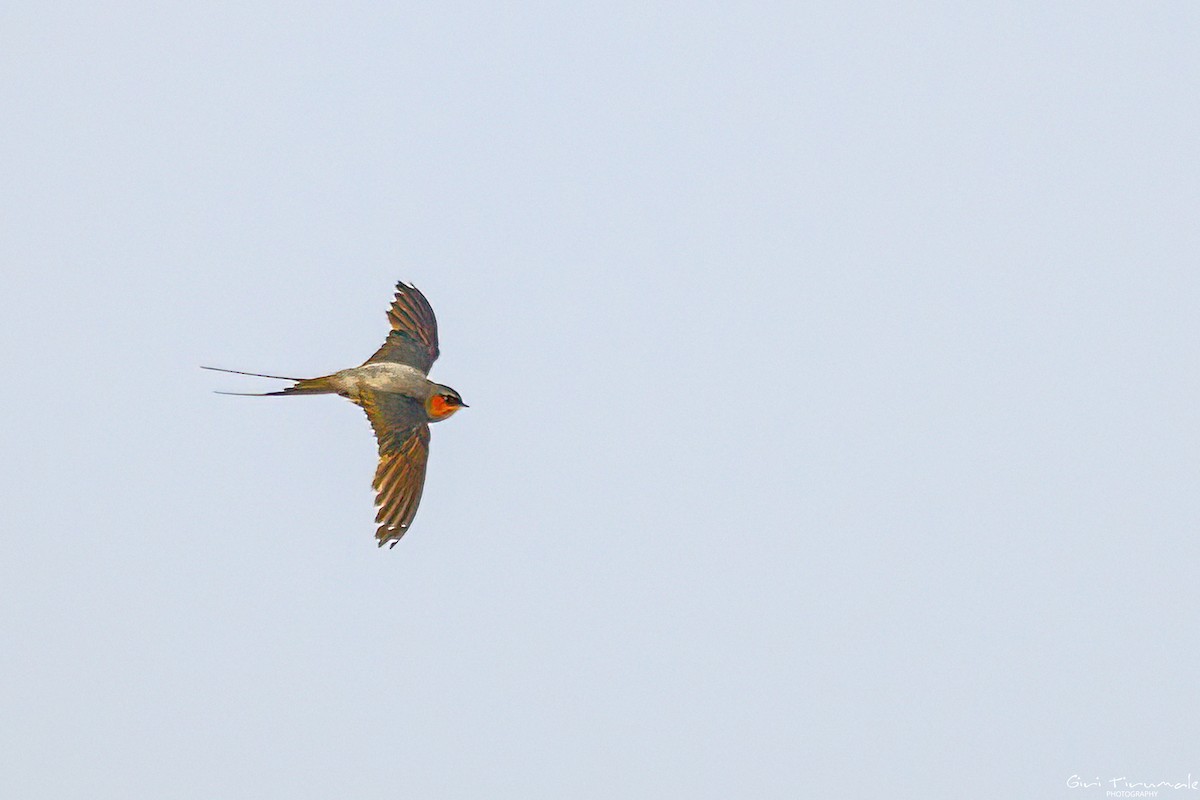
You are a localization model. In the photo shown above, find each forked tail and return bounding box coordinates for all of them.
[201,365,337,396]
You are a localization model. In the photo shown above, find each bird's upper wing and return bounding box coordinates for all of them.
[360,390,432,548]
[363,282,440,374]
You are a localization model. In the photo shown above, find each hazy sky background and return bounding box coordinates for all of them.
[3,3,1199,798]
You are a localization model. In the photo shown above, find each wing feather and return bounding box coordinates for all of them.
[360,390,431,548]
[364,282,440,374]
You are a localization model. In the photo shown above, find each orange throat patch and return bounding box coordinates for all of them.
[427,395,460,420]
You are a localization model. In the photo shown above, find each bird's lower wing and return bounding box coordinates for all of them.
[360,391,431,548]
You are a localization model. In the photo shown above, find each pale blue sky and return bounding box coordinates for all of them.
[3,3,1200,798]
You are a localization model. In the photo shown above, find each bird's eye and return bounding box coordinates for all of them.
[443,394,458,405]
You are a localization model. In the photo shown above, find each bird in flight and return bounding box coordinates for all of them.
[204,282,466,548]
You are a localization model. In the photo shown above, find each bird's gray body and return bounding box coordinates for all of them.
[330,362,432,401]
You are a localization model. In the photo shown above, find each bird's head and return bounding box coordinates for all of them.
[426,384,468,421]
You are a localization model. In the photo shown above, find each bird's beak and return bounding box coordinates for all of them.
[459,402,469,408]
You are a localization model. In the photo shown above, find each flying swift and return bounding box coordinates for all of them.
[205,282,465,547]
